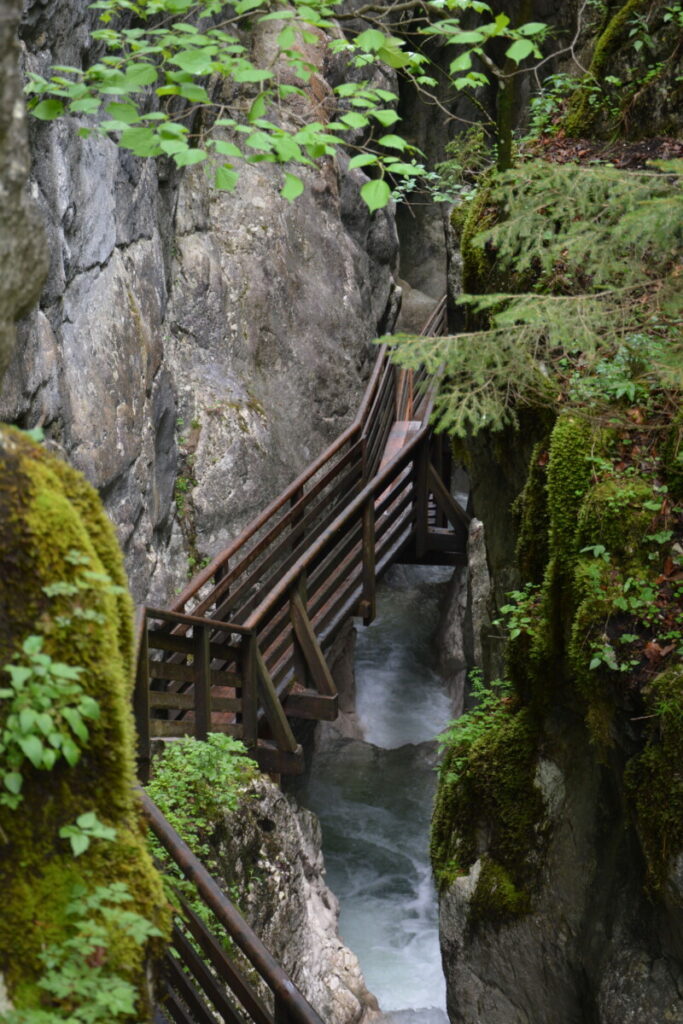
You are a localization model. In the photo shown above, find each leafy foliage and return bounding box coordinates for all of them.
[25,0,549,207]
[390,159,683,435]
[0,636,100,807]
[3,882,164,1024]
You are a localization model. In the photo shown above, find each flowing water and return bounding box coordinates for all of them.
[291,566,454,1024]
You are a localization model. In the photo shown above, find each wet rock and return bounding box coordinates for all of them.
[215,777,378,1024]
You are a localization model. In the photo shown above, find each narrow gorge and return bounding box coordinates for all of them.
[1,0,682,1022]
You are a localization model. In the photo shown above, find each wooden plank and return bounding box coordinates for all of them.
[415,438,429,559]
[241,634,258,748]
[255,739,304,776]
[171,924,246,1024]
[254,645,300,752]
[149,691,241,713]
[178,898,273,1024]
[163,950,218,1024]
[360,496,375,626]
[133,615,151,783]
[283,690,338,721]
[150,720,244,739]
[149,661,240,687]
[149,632,238,662]
[427,461,472,528]
[194,625,211,740]
[289,580,337,697]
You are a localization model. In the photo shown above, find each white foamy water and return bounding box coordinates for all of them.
[291,566,454,1023]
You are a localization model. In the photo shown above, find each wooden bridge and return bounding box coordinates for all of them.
[136,299,469,1024]
[134,297,470,781]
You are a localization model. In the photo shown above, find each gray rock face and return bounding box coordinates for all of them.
[215,776,378,1024]
[438,715,683,1024]
[2,8,399,603]
[0,0,47,379]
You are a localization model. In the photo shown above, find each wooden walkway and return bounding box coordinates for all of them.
[134,297,469,780]
[135,298,470,1024]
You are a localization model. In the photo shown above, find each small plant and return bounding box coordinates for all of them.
[147,733,257,867]
[0,636,100,807]
[438,671,513,777]
[495,583,540,640]
[59,811,117,857]
[3,883,164,1024]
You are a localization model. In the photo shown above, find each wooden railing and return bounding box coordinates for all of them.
[141,791,325,1024]
[134,297,470,779]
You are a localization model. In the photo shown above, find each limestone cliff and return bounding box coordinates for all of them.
[1,3,400,603]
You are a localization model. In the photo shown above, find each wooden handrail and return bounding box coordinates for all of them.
[244,423,430,631]
[139,790,324,1024]
[170,349,391,614]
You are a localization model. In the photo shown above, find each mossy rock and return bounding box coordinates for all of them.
[576,476,654,559]
[431,708,544,923]
[0,427,169,1014]
[624,665,683,893]
[546,415,593,572]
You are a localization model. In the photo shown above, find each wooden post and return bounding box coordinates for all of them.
[193,623,211,740]
[289,575,336,697]
[290,574,310,689]
[241,633,258,751]
[290,486,304,552]
[359,496,376,625]
[415,437,429,560]
[133,609,151,783]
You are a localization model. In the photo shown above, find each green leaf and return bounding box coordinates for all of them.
[172,48,216,74]
[215,165,239,190]
[452,54,476,78]
[18,735,44,769]
[378,134,407,150]
[281,172,304,202]
[178,83,210,102]
[451,29,485,43]
[360,178,391,213]
[505,38,535,63]
[122,63,158,88]
[62,737,81,767]
[235,0,263,11]
[348,153,378,169]
[160,138,189,156]
[3,772,22,795]
[105,101,140,124]
[63,707,88,743]
[233,67,272,83]
[77,811,97,828]
[213,140,243,158]
[70,97,101,115]
[372,109,400,127]
[31,99,65,120]
[19,708,37,733]
[376,45,411,70]
[70,833,90,857]
[341,111,369,130]
[518,21,546,36]
[120,126,162,157]
[172,148,207,167]
[355,29,387,52]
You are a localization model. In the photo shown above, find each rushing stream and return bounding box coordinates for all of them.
[291,566,454,1024]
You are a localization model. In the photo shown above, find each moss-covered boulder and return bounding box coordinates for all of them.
[0,425,168,1017]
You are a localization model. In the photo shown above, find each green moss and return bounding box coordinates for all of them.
[514,439,551,585]
[546,416,592,572]
[624,665,683,891]
[431,708,543,923]
[564,0,650,136]
[576,477,653,558]
[459,179,500,297]
[470,855,530,923]
[0,427,169,1013]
